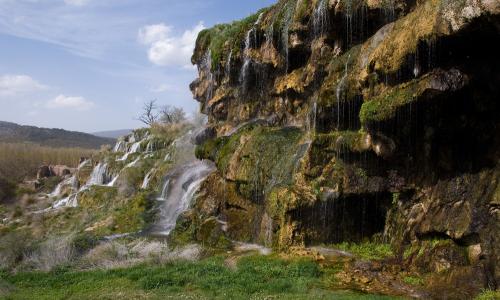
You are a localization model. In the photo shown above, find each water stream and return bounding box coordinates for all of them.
[313,0,329,38]
[150,160,215,236]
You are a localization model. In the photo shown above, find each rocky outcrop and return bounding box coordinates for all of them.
[37,165,76,179]
[184,0,500,296]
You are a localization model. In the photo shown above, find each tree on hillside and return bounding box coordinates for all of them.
[160,105,186,125]
[137,100,160,126]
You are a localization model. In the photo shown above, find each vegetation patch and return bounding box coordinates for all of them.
[330,242,394,260]
[0,255,401,299]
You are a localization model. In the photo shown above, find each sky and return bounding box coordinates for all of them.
[0,0,276,133]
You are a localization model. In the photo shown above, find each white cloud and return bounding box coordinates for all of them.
[0,74,48,97]
[151,83,173,93]
[138,22,205,68]
[46,94,94,111]
[64,0,90,7]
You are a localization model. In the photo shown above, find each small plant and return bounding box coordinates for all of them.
[332,242,394,260]
[403,275,424,286]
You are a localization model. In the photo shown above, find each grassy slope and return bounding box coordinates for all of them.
[0,255,399,300]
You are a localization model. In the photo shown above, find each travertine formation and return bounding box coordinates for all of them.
[180,0,499,296]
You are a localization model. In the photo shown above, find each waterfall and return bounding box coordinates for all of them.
[336,54,351,128]
[107,175,119,187]
[345,0,354,47]
[50,177,71,198]
[125,156,141,168]
[52,193,78,208]
[141,169,154,189]
[113,140,126,153]
[265,23,274,47]
[281,3,294,73]
[239,29,253,86]
[313,0,329,38]
[225,50,233,77]
[118,141,141,161]
[200,50,214,111]
[239,13,264,89]
[87,162,110,186]
[145,140,154,153]
[150,160,215,236]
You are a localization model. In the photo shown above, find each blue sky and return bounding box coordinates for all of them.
[0,0,276,132]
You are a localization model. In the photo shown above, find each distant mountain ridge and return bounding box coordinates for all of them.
[0,121,115,149]
[92,129,133,139]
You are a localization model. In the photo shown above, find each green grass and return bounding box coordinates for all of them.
[0,255,400,300]
[331,242,394,260]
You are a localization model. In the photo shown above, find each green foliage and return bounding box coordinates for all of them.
[474,289,500,300]
[71,233,99,254]
[112,192,149,233]
[194,10,263,69]
[78,186,118,208]
[402,275,424,286]
[332,242,394,260]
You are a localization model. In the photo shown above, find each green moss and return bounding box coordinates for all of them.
[474,290,500,300]
[194,8,269,70]
[403,275,424,286]
[314,130,368,154]
[112,192,149,233]
[78,186,118,208]
[359,71,447,124]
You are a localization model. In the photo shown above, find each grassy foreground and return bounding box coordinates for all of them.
[0,255,398,300]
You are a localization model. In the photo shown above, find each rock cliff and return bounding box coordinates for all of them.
[184,0,500,296]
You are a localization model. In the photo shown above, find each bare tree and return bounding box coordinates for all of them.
[137,100,160,126]
[160,105,186,124]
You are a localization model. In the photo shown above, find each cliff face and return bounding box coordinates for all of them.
[184,0,499,295]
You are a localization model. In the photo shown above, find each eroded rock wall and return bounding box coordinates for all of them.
[182,0,499,293]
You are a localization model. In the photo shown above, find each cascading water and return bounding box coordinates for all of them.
[113,140,126,152]
[87,162,110,186]
[281,3,294,73]
[150,160,215,236]
[225,50,233,78]
[313,0,329,38]
[239,29,252,83]
[200,50,214,112]
[150,128,216,236]
[118,141,141,161]
[141,169,154,189]
[336,54,351,128]
[345,0,354,47]
[239,13,264,89]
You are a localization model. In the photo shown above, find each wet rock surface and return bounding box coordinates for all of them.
[181,0,500,297]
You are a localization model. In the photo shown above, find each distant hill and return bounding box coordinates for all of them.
[92,129,133,139]
[0,121,115,149]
